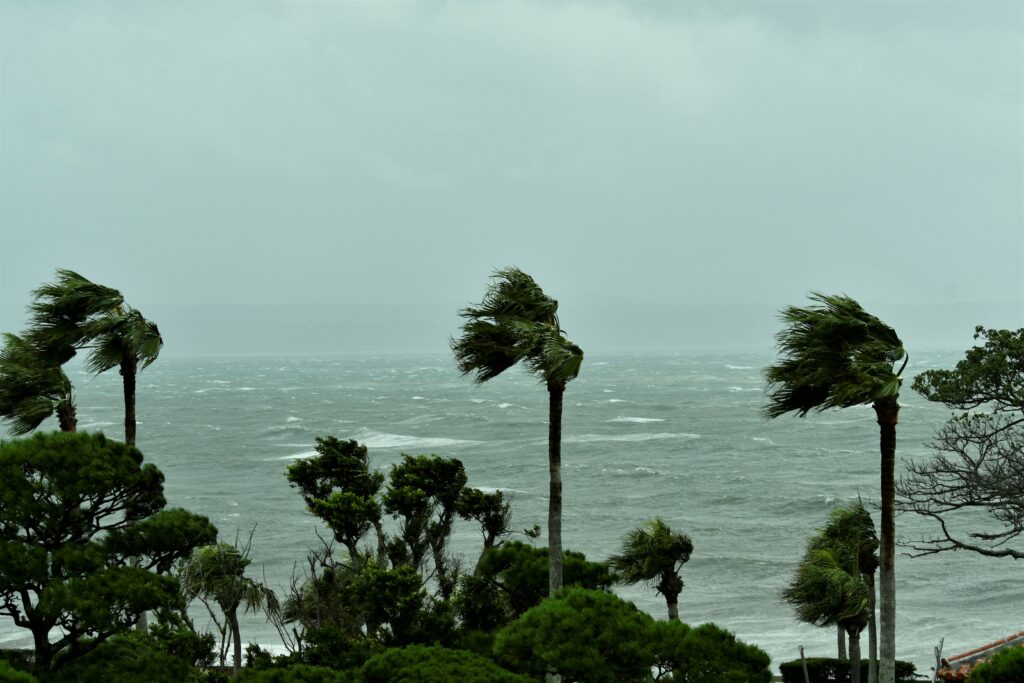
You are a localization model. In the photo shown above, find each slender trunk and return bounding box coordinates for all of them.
[56,400,77,432]
[849,628,862,683]
[229,607,242,674]
[838,623,848,660]
[547,382,564,597]
[372,519,389,569]
[122,352,137,446]
[666,597,679,622]
[868,574,878,683]
[874,398,899,683]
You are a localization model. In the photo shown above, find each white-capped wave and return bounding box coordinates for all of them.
[729,386,763,392]
[237,387,256,391]
[608,416,665,423]
[726,364,756,370]
[286,416,302,423]
[607,398,630,404]
[497,403,514,409]
[275,450,318,461]
[412,396,427,400]
[352,428,482,451]
[564,432,698,444]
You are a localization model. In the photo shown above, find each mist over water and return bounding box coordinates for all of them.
[2,350,1019,673]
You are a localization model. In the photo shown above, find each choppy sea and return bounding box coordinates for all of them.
[1,351,1019,675]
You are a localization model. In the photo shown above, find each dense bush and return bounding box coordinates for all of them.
[47,633,197,683]
[360,645,531,683]
[969,646,1024,682]
[233,664,355,682]
[779,657,917,682]
[494,587,655,683]
[147,620,217,669]
[652,620,771,683]
[0,661,36,683]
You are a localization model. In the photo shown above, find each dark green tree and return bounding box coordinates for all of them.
[900,327,1024,560]
[494,587,655,683]
[179,542,281,674]
[765,293,906,683]
[360,644,532,683]
[0,431,217,674]
[610,518,693,622]
[0,333,77,434]
[452,267,584,596]
[649,620,771,683]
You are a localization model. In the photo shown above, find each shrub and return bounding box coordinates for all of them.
[494,587,655,683]
[779,657,918,682]
[0,661,37,683]
[969,646,1024,682]
[233,664,355,682]
[652,620,771,683]
[47,633,197,683]
[360,645,531,683]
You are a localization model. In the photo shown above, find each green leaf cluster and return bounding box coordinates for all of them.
[969,646,1024,682]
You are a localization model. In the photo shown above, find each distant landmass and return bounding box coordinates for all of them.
[124,301,1022,357]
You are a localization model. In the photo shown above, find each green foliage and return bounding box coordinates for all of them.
[349,565,427,646]
[913,326,1024,410]
[494,587,655,683]
[289,627,380,671]
[47,633,196,683]
[233,663,355,683]
[0,661,36,683]
[0,431,217,673]
[146,619,217,669]
[360,645,532,683]
[764,292,906,418]
[651,620,771,683]
[475,541,616,621]
[778,658,917,682]
[0,333,75,435]
[969,646,1024,682]
[611,518,693,619]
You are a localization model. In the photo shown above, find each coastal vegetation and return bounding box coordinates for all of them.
[0,270,1020,681]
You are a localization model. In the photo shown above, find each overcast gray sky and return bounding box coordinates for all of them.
[1,1,1021,354]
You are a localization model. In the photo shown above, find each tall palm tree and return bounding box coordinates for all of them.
[610,517,693,621]
[180,543,280,674]
[765,293,906,683]
[452,267,583,596]
[81,307,163,446]
[0,333,77,434]
[27,269,124,365]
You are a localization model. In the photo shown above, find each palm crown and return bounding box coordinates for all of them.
[764,293,907,418]
[0,333,75,435]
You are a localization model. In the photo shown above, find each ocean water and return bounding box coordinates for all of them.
[1,351,1019,675]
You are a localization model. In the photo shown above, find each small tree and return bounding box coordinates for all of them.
[0,431,217,674]
[610,518,694,621]
[179,541,280,674]
[899,326,1024,560]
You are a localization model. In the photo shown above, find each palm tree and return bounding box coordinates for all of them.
[765,293,906,683]
[180,543,280,674]
[0,333,77,434]
[610,518,693,621]
[80,306,163,446]
[452,267,583,596]
[26,269,124,365]
[782,544,872,683]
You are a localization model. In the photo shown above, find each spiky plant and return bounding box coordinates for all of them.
[452,267,583,595]
[610,518,693,621]
[765,293,905,683]
[0,333,77,434]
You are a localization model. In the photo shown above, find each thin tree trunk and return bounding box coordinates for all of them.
[874,398,899,683]
[838,623,848,660]
[868,574,878,683]
[666,597,679,622]
[849,628,862,683]
[121,352,137,446]
[547,382,564,597]
[56,401,77,432]
[229,607,242,674]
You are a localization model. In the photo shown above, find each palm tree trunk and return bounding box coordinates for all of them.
[547,382,564,597]
[849,627,862,683]
[868,574,878,683]
[874,397,899,683]
[229,607,242,674]
[838,623,847,660]
[666,597,679,622]
[121,351,137,446]
[56,401,76,432]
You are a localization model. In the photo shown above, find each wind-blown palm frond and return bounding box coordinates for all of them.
[610,518,693,588]
[27,269,124,363]
[782,546,871,628]
[764,293,906,418]
[0,333,75,435]
[81,308,163,374]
